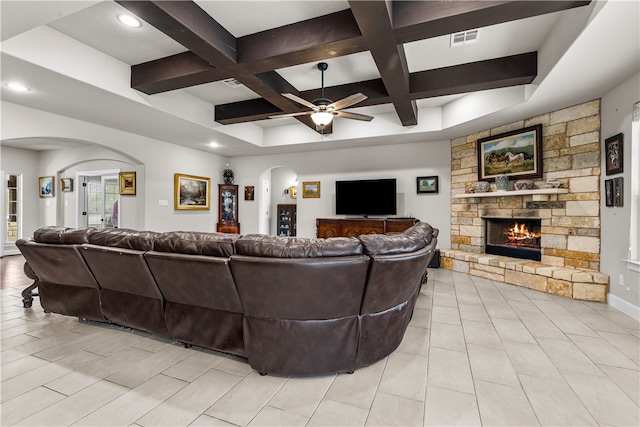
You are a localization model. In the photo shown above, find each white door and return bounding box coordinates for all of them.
[259,178,270,235]
[80,174,119,229]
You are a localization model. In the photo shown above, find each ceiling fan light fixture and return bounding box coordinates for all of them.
[311,111,333,126]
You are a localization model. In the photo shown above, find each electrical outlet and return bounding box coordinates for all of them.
[618,274,624,286]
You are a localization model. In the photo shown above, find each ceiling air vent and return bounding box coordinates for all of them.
[223,78,243,88]
[451,29,479,47]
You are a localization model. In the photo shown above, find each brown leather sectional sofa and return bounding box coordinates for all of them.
[17,222,437,376]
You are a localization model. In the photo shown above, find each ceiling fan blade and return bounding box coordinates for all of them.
[329,93,368,111]
[334,111,374,122]
[269,111,313,119]
[282,93,318,110]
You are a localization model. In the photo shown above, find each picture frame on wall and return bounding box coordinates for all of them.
[604,133,623,175]
[613,177,623,207]
[174,173,211,210]
[302,181,320,198]
[416,176,439,194]
[477,124,543,181]
[604,179,614,207]
[244,185,255,201]
[61,178,73,192]
[39,176,54,198]
[118,171,136,195]
[290,185,297,199]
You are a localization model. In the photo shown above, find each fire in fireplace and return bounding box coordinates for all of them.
[484,217,542,261]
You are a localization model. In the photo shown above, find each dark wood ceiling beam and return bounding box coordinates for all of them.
[116,1,237,64]
[117,0,324,133]
[126,1,588,96]
[393,1,591,44]
[131,52,227,94]
[409,52,537,99]
[237,9,366,74]
[349,0,417,126]
[117,1,294,109]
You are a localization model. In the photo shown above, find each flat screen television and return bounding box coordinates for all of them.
[335,178,397,216]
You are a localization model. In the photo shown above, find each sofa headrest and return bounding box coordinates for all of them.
[358,222,434,255]
[153,231,239,257]
[33,226,97,244]
[88,228,158,251]
[236,234,363,258]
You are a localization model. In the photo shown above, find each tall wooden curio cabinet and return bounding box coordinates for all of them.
[217,184,240,234]
[276,204,297,236]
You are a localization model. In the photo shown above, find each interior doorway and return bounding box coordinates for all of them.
[77,170,120,229]
[1,171,22,256]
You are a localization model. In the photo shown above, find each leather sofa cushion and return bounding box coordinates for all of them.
[33,226,96,244]
[236,234,363,258]
[359,222,434,255]
[88,228,158,251]
[153,231,239,257]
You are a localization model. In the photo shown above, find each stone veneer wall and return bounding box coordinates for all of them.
[450,99,602,270]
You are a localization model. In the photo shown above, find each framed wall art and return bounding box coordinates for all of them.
[604,133,623,175]
[118,171,136,195]
[174,173,211,210]
[613,177,623,207]
[302,181,320,198]
[477,124,543,181]
[39,176,54,198]
[417,176,439,194]
[61,178,73,192]
[290,185,297,199]
[244,185,255,201]
[604,179,614,207]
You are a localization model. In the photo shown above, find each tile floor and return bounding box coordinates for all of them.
[1,255,639,426]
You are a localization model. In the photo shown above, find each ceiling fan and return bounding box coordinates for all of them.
[269,62,374,130]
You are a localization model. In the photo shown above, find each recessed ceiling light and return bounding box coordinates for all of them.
[118,14,141,28]
[5,82,30,92]
[208,142,220,148]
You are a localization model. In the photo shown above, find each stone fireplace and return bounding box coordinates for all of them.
[484,217,542,261]
[442,99,609,302]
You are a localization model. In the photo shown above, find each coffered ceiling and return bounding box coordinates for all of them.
[1,1,638,156]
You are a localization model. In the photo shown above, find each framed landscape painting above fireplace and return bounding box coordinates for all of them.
[477,124,543,181]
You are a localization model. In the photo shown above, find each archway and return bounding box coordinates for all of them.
[257,166,297,236]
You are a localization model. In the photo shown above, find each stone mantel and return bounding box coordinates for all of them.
[453,188,568,200]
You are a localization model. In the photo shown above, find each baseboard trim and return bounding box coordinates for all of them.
[608,293,640,320]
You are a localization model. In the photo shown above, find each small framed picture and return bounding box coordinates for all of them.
[604,133,623,175]
[290,185,297,199]
[119,171,136,195]
[604,179,614,207]
[613,177,623,207]
[244,185,255,201]
[302,181,320,198]
[39,176,54,198]
[417,176,439,194]
[61,178,73,192]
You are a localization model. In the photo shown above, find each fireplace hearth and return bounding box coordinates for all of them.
[484,217,541,261]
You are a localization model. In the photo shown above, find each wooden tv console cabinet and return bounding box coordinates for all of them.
[316,218,418,238]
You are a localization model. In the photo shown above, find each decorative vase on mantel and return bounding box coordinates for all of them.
[495,174,509,191]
